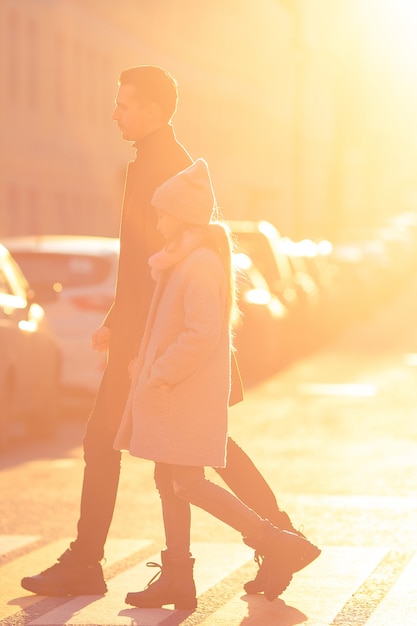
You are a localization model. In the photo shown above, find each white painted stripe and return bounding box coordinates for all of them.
[193,541,253,594]
[0,538,150,621]
[403,353,417,366]
[47,459,79,469]
[198,547,388,626]
[285,493,417,511]
[0,538,71,621]
[0,538,396,626]
[29,542,252,625]
[281,546,388,626]
[298,383,377,397]
[0,535,39,556]
[366,551,417,626]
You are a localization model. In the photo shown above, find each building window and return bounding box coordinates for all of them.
[26,17,39,109]
[26,186,39,234]
[54,33,66,116]
[6,184,22,235]
[73,40,85,119]
[55,191,70,232]
[7,8,20,105]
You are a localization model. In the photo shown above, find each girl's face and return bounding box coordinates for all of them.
[156,209,185,240]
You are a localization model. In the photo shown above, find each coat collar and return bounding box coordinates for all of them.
[133,125,176,158]
[148,229,204,281]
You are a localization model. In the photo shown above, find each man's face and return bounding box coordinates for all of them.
[112,84,151,142]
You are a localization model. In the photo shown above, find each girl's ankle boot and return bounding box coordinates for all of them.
[125,550,197,610]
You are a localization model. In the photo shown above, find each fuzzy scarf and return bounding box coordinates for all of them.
[148,229,204,281]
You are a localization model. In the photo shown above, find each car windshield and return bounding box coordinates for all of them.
[235,232,294,285]
[10,252,112,289]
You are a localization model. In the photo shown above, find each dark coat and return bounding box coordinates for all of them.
[94,125,243,430]
[98,125,194,428]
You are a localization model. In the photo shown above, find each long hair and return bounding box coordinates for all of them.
[164,214,239,331]
[197,220,239,331]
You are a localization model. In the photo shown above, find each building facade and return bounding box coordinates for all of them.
[0,0,341,239]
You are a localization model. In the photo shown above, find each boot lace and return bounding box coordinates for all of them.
[144,561,163,588]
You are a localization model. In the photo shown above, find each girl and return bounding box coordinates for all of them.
[114,158,320,609]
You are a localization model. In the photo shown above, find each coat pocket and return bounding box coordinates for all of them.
[140,383,170,418]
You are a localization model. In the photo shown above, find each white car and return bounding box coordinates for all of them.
[4,234,290,406]
[4,236,119,409]
[0,243,61,447]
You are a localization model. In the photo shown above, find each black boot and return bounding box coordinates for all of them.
[269,510,307,536]
[244,511,306,594]
[21,549,107,596]
[125,550,197,610]
[243,552,272,595]
[244,520,321,601]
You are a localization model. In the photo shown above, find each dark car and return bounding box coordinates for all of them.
[233,252,290,384]
[0,244,61,448]
[227,220,309,359]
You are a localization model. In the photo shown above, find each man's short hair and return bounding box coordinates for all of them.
[119,65,178,122]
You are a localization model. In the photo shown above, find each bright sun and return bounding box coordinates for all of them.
[361,0,417,79]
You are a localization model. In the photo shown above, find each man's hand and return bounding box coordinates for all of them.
[91,325,111,352]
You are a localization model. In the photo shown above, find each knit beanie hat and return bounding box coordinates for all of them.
[152,158,215,225]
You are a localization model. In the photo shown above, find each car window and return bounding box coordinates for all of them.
[0,267,12,295]
[0,252,28,299]
[9,253,112,289]
[235,233,281,284]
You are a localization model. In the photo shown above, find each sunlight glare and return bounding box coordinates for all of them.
[403,353,417,367]
[362,0,417,79]
[299,383,378,398]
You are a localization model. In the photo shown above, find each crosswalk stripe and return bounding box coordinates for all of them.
[27,542,253,625]
[196,546,388,626]
[365,551,417,625]
[0,535,40,557]
[0,538,71,621]
[279,546,388,626]
[1,537,406,626]
[0,538,150,621]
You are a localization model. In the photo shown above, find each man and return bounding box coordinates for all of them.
[21,65,314,598]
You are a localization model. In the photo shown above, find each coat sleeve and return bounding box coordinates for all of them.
[148,255,227,387]
[103,302,115,328]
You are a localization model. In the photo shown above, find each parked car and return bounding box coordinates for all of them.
[0,243,61,448]
[296,239,350,338]
[227,220,309,359]
[233,252,289,383]
[277,236,322,342]
[5,233,291,402]
[3,236,119,410]
[330,228,397,319]
[228,220,298,306]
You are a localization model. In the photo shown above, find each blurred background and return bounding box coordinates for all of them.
[3,9,417,620]
[1,0,417,240]
[2,0,417,443]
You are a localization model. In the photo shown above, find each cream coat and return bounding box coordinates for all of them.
[114,245,231,467]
